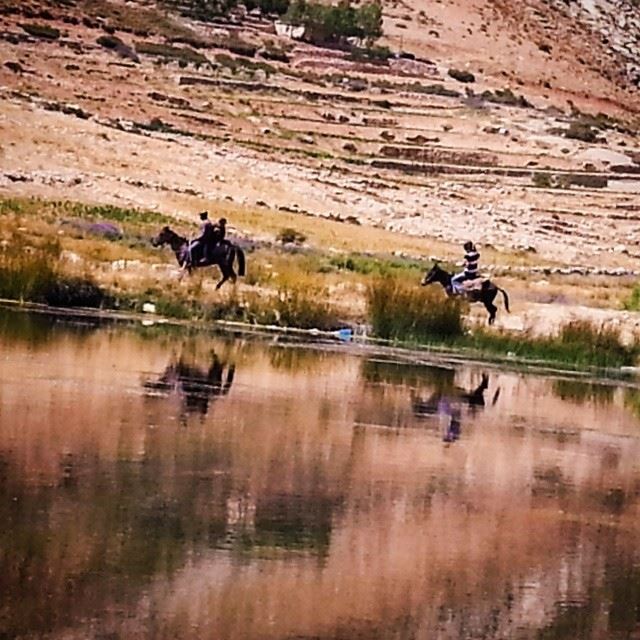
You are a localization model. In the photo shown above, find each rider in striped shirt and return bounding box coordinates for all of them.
[451,241,480,294]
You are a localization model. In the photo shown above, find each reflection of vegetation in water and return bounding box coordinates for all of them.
[234,494,339,558]
[267,343,336,373]
[623,388,640,421]
[362,358,455,390]
[537,562,640,640]
[0,454,228,638]
[552,379,614,405]
[0,445,342,637]
[0,307,98,347]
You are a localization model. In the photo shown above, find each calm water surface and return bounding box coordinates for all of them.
[2,309,640,639]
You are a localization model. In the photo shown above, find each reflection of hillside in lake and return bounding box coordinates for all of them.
[2,308,640,639]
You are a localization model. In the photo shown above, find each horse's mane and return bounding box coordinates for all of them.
[164,226,188,243]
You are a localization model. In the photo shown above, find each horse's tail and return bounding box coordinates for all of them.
[235,246,246,277]
[498,287,510,313]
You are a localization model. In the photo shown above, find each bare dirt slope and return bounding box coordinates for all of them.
[1,0,639,274]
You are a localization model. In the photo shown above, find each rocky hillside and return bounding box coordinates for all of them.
[0,0,639,267]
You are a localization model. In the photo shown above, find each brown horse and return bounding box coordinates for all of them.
[422,262,510,325]
[152,226,246,290]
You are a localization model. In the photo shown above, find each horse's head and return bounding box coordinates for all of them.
[151,226,172,247]
[421,261,447,286]
[152,226,188,249]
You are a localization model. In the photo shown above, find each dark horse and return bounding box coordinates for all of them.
[412,373,500,443]
[144,352,235,417]
[422,262,510,325]
[151,226,246,289]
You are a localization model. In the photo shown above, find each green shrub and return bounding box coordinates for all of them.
[481,88,531,108]
[96,34,123,49]
[448,68,475,83]
[134,41,209,66]
[559,320,629,365]
[283,0,382,45]
[44,276,106,307]
[624,284,640,311]
[349,45,391,64]
[227,39,257,58]
[215,53,275,76]
[565,121,598,143]
[245,0,291,14]
[532,172,553,188]
[0,239,105,307]
[259,45,289,63]
[20,23,60,39]
[274,284,339,329]
[367,276,465,342]
[414,83,461,98]
[162,0,241,21]
[276,228,307,245]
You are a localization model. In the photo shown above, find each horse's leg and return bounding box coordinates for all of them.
[215,264,230,290]
[226,248,237,283]
[483,289,499,324]
[484,301,497,324]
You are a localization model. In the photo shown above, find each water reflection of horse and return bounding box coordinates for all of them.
[412,373,500,442]
[144,353,235,416]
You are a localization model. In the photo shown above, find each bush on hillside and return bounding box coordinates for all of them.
[283,0,383,46]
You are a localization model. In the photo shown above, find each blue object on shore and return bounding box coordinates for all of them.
[335,328,353,342]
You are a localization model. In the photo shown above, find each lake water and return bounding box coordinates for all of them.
[1,308,640,640]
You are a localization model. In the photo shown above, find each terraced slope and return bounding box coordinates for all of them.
[1,0,639,267]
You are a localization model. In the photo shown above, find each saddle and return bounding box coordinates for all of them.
[459,277,485,293]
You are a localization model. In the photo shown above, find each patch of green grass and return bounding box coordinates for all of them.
[0,198,170,227]
[623,283,640,311]
[467,320,637,369]
[329,253,423,277]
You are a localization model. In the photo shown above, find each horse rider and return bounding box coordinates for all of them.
[451,241,480,294]
[211,217,227,247]
[186,211,215,267]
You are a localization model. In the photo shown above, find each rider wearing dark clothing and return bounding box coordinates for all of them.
[189,211,214,265]
[211,217,227,246]
[452,241,480,293]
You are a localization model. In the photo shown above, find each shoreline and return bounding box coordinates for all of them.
[2,298,639,387]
